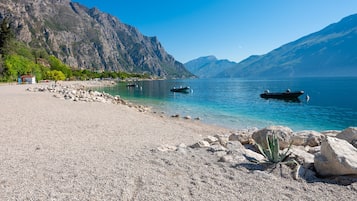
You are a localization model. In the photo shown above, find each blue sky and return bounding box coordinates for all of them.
[73,0,357,63]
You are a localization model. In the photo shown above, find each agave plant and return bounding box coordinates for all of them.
[256,134,293,164]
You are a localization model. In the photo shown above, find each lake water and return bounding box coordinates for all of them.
[97,77,357,132]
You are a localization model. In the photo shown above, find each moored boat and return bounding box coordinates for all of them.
[260,89,304,100]
[126,83,138,87]
[170,86,190,93]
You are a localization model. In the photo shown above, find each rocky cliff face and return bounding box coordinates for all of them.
[0,0,193,78]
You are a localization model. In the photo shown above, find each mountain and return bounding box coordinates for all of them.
[219,14,357,78]
[0,0,193,78]
[184,56,237,78]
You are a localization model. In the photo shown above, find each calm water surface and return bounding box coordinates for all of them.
[98,77,357,132]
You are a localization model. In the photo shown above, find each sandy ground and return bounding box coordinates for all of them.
[0,82,356,200]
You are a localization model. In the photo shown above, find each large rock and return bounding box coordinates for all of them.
[336,127,357,148]
[228,129,256,145]
[291,130,324,147]
[288,146,315,168]
[314,137,357,176]
[252,126,293,149]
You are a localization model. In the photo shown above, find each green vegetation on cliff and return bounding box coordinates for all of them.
[0,18,150,83]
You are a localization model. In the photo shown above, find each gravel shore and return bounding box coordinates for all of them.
[0,81,356,200]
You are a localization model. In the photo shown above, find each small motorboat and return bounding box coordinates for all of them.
[126,83,137,87]
[260,89,304,100]
[170,86,190,93]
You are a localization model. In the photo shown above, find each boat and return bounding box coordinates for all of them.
[126,83,137,87]
[170,86,190,93]
[260,89,304,100]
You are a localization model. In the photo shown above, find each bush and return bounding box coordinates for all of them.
[48,55,72,78]
[45,70,65,83]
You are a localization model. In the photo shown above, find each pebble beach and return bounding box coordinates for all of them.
[0,81,356,200]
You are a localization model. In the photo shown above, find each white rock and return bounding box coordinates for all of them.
[203,136,218,144]
[228,132,252,145]
[336,127,357,147]
[314,137,357,176]
[157,144,177,152]
[292,130,324,147]
[214,134,229,147]
[207,144,227,152]
[289,146,314,168]
[190,140,210,148]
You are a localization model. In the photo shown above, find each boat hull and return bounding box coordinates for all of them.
[170,86,190,93]
[260,91,304,100]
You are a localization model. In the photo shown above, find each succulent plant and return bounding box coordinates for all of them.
[256,134,293,163]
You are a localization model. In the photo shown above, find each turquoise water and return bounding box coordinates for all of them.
[98,77,357,132]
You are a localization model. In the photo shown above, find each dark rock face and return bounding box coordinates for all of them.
[0,0,193,78]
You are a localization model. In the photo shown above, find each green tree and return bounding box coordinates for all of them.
[45,70,65,84]
[0,17,14,55]
[48,55,72,78]
[3,55,33,81]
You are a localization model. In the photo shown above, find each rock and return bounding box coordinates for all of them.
[226,141,244,152]
[298,166,317,181]
[190,140,210,148]
[252,126,293,149]
[177,143,187,149]
[314,137,357,176]
[228,132,252,145]
[157,144,177,152]
[288,146,315,168]
[241,148,266,163]
[336,127,357,148]
[321,130,340,137]
[207,144,227,152]
[292,130,324,147]
[203,136,218,144]
[183,116,191,120]
[214,134,229,147]
[176,143,188,154]
[305,146,321,154]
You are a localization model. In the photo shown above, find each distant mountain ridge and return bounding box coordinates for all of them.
[0,0,193,78]
[223,13,357,78]
[187,14,357,78]
[184,56,237,78]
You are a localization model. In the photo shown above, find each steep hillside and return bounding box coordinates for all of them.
[185,56,237,78]
[220,14,357,78]
[0,0,193,78]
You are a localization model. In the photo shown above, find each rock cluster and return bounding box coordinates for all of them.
[158,126,357,181]
[26,83,150,112]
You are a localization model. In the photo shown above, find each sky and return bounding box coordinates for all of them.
[73,0,357,63]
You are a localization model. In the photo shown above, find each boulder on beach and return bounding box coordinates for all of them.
[336,127,357,148]
[252,126,293,149]
[291,130,324,147]
[314,136,357,176]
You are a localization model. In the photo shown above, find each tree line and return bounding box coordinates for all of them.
[0,17,149,83]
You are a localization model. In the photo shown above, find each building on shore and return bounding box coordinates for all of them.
[18,75,36,84]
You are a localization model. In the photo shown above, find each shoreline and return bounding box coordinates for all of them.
[91,80,343,133]
[0,81,356,200]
